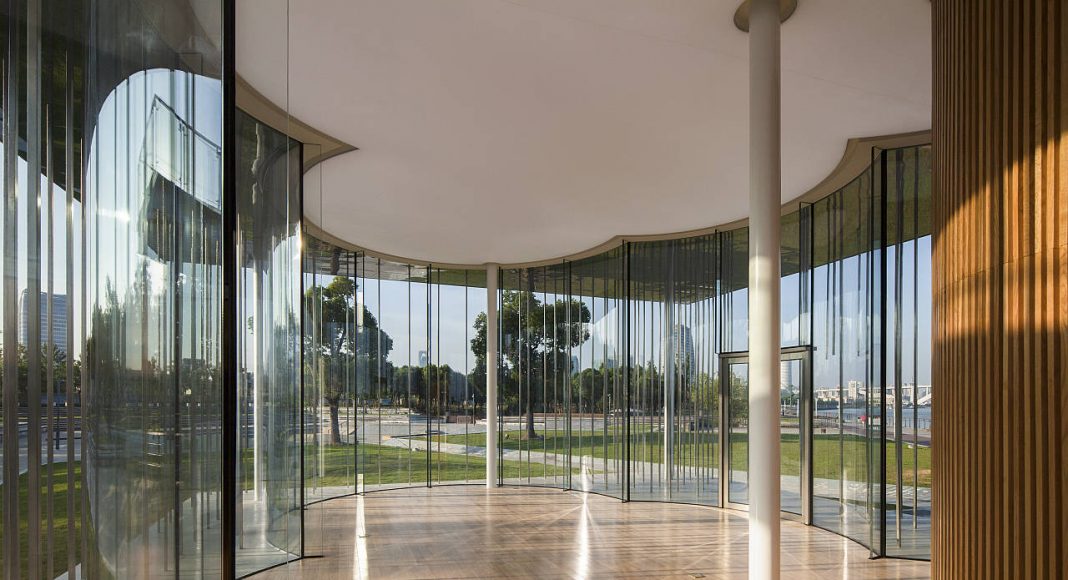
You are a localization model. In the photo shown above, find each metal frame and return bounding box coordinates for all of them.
[718,351,749,512]
[221,0,238,576]
[718,345,813,523]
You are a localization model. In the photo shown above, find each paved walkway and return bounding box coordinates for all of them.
[377,436,931,505]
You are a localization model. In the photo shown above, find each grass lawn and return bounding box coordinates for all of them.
[0,462,82,577]
[303,443,577,488]
[431,429,932,487]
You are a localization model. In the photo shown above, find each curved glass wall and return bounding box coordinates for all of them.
[1,1,88,576]
[234,111,302,575]
[300,249,493,498]
[496,252,625,496]
[84,64,227,578]
[0,1,302,577]
[493,145,927,556]
[302,239,359,504]
[300,145,931,562]
[0,2,931,566]
[78,0,238,564]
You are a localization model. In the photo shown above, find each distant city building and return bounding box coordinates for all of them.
[887,382,933,406]
[19,290,68,353]
[814,380,867,403]
[813,381,931,406]
[846,380,865,401]
[672,324,696,380]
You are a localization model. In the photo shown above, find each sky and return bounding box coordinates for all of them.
[354,240,934,389]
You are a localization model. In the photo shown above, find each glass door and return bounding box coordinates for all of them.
[720,355,749,508]
[780,358,804,516]
[779,346,812,523]
[720,347,812,520]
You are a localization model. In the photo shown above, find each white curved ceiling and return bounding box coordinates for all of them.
[237,0,931,265]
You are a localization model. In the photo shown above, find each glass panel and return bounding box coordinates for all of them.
[884,145,932,558]
[428,268,488,485]
[571,248,625,498]
[83,33,225,580]
[780,358,803,515]
[234,111,302,574]
[302,239,358,505]
[1,2,88,575]
[809,171,884,551]
[727,362,749,505]
[626,236,721,505]
[497,263,592,490]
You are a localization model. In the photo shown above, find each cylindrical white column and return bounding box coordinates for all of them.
[485,264,499,487]
[748,0,781,578]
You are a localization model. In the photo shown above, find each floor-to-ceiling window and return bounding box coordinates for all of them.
[0,0,310,577]
[882,146,932,559]
[300,248,492,496]
[1,2,88,576]
[0,3,934,567]
[302,239,359,503]
[484,144,932,559]
[306,142,933,560]
[81,0,229,571]
[627,234,740,505]
[234,110,302,576]
[808,159,883,548]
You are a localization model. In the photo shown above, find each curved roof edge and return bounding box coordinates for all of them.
[304,129,931,270]
[237,75,357,169]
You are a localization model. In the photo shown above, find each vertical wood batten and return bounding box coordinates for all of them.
[931,1,1066,578]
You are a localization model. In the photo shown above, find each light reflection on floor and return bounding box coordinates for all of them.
[254,486,930,579]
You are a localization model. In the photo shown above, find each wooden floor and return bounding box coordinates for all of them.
[254,486,930,579]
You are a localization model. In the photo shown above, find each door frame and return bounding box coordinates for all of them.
[718,345,813,524]
[719,351,750,511]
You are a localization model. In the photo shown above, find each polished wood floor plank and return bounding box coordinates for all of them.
[253,487,929,579]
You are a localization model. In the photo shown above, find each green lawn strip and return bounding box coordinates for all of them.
[431,429,931,487]
[303,443,578,488]
[0,462,81,576]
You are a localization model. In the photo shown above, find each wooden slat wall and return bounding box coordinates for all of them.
[931,1,1067,578]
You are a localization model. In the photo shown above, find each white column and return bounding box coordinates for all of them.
[748,0,781,579]
[485,264,499,487]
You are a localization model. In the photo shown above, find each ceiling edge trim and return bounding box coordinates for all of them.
[236,75,358,170]
[306,129,931,270]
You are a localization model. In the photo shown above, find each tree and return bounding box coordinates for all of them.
[306,276,392,444]
[472,289,590,439]
[0,342,81,406]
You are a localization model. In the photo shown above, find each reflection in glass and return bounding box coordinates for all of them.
[727,362,749,505]
[84,64,225,576]
[487,146,931,559]
[780,359,803,515]
[1,17,933,567]
[235,111,302,574]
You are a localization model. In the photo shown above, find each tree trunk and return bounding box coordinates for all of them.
[329,401,343,445]
[525,274,538,440]
[526,403,536,439]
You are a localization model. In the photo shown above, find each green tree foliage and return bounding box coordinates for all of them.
[391,363,461,416]
[305,276,392,444]
[471,290,590,438]
[0,342,81,406]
